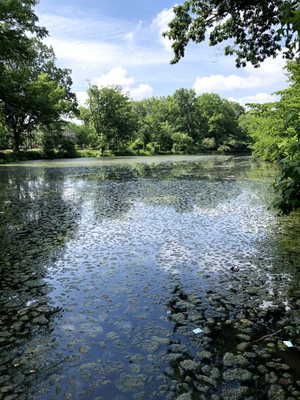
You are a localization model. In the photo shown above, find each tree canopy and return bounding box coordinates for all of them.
[164,0,300,67]
[87,85,137,153]
[0,0,77,152]
[241,60,300,214]
[0,0,47,67]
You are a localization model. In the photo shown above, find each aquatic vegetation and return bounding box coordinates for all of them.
[0,155,299,400]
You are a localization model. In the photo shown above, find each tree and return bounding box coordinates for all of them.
[1,41,77,152]
[197,93,246,150]
[171,88,202,143]
[172,132,194,153]
[87,85,137,152]
[164,0,300,67]
[133,97,175,152]
[0,1,77,152]
[70,107,97,149]
[239,103,286,160]
[0,0,47,67]
[241,60,300,213]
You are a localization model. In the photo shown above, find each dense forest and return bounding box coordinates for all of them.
[0,0,299,213]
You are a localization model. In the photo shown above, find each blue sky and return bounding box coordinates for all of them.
[36,0,288,106]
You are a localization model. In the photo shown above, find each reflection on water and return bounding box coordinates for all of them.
[0,155,299,400]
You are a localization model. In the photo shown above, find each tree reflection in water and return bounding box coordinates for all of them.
[0,168,81,400]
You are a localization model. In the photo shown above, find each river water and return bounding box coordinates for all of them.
[0,155,299,400]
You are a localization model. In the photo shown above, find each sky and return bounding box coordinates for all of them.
[35,0,289,106]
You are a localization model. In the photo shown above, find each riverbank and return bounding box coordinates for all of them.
[0,148,251,164]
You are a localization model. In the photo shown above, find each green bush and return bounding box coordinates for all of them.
[77,149,102,158]
[102,149,115,157]
[146,142,160,155]
[273,156,300,215]
[58,138,77,158]
[130,138,144,151]
[201,137,217,150]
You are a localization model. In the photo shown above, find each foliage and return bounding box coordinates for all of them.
[273,61,300,214]
[240,104,289,160]
[77,149,102,158]
[0,148,44,163]
[87,85,137,153]
[146,142,160,155]
[0,0,47,67]
[197,93,248,151]
[172,132,194,153]
[58,137,77,158]
[0,108,10,149]
[171,88,202,143]
[242,60,300,214]
[164,0,300,67]
[273,157,300,214]
[0,1,77,153]
[41,124,77,159]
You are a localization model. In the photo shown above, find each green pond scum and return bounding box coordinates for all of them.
[0,155,299,400]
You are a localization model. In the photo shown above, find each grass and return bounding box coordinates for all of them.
[0,149,44,163]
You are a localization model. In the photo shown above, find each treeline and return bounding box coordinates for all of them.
[69,87,251,156]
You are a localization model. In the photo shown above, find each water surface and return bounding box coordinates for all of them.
[0,155,299,400]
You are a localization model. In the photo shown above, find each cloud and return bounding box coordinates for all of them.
[39,10,171,90]
[245,53,287,76]
[151,8,175,50]
[193,55,288,95]
[39,12,130,42]
[228,92,279,106]
[76,68,154,103]
[76,91,88,106]
[93,67,134,87]
[124,20,143,43]
[129,84,153,100]
[44,36,170,73]
[193,74,262,93]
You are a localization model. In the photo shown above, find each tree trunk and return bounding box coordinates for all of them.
[13,128,20,153]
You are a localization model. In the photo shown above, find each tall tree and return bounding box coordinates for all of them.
[0,1,77,152]
[87,85,137,152]
[164,0,300,67]
[133,97,175,152]
[197,93,246,149]
[1,42,77,152]
[171,88,202,143]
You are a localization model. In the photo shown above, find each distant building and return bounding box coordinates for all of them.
[63,130,75,139]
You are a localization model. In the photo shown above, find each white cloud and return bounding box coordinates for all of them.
[151,8,175,50]
[44,36,170,73]
[76,68,154,103]
[193,54,288,95]
[124,20,143,43]
[124,32,134,42]
[245,53,287,76]
[228,92,279,106]
[93,67,135,87]
[193,74,262,93]
[44,38,121,65]
[76,91,88,106]
[39,13,130,42]
[128,84,153,100]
